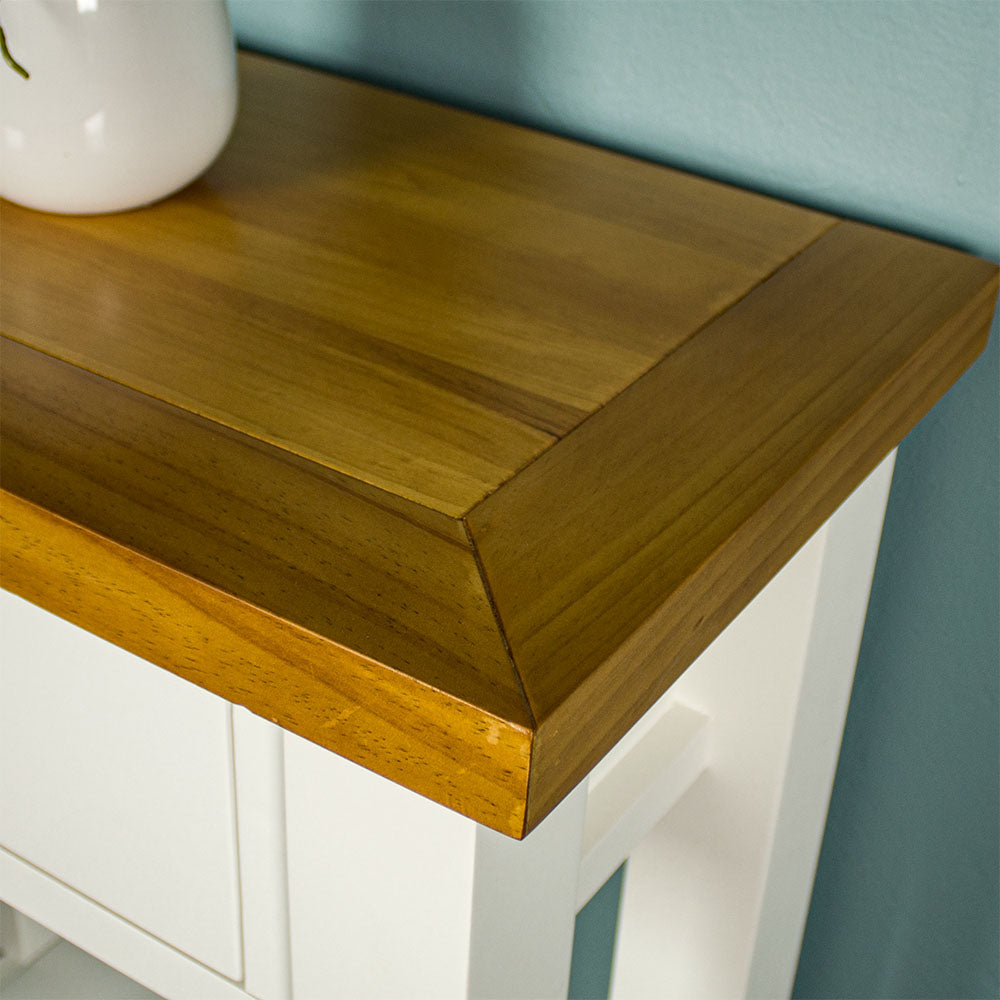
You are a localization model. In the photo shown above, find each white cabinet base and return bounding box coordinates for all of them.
[0,454,895,1000]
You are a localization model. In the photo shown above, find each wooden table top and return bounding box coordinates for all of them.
[2,52,996,837]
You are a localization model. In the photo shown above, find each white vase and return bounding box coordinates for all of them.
[0,0,237,214]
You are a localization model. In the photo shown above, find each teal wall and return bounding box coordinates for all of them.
[228,2,999,996]
[570,865,625,1000]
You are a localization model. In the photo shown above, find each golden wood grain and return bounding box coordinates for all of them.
[0,339,529,724]
[1,52,996,838]
[1,492,531,837]
[0,52,832,515]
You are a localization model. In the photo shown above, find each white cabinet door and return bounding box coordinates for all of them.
[0,590,243,981]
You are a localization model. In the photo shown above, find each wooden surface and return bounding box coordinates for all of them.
[2,51,996,837]
[0,52,833,516]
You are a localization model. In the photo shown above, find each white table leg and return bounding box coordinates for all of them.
[281,454,895,1000]
[611,452,896,1000]
[283,730,587,1000]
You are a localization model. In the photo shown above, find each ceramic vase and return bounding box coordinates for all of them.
[0,0,237,214]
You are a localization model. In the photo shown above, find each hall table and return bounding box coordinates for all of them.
[1,51,997,1000]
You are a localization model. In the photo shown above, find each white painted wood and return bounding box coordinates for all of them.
[0,848,249,1000]
[0,590,244,979]
[284,732,476,1000]
[467,788,586,999]
[3,935,162,1000]
[283,731,587,1000]
[745,451,896,999]
[610,533,829,1000]
[577,702,710,910]
[232,709,292,1000]
[610,452,896,1000]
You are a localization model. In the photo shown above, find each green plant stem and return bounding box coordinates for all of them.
[1,22,29,79]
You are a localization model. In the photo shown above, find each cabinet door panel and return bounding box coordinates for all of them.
[0,590,243,981]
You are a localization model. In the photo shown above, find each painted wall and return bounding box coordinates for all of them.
[229,2,1000,996]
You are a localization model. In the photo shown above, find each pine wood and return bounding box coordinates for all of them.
[2,51,996,837]
[0,338,527,722]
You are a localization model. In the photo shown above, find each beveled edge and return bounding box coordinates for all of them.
[467,223,999,836]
